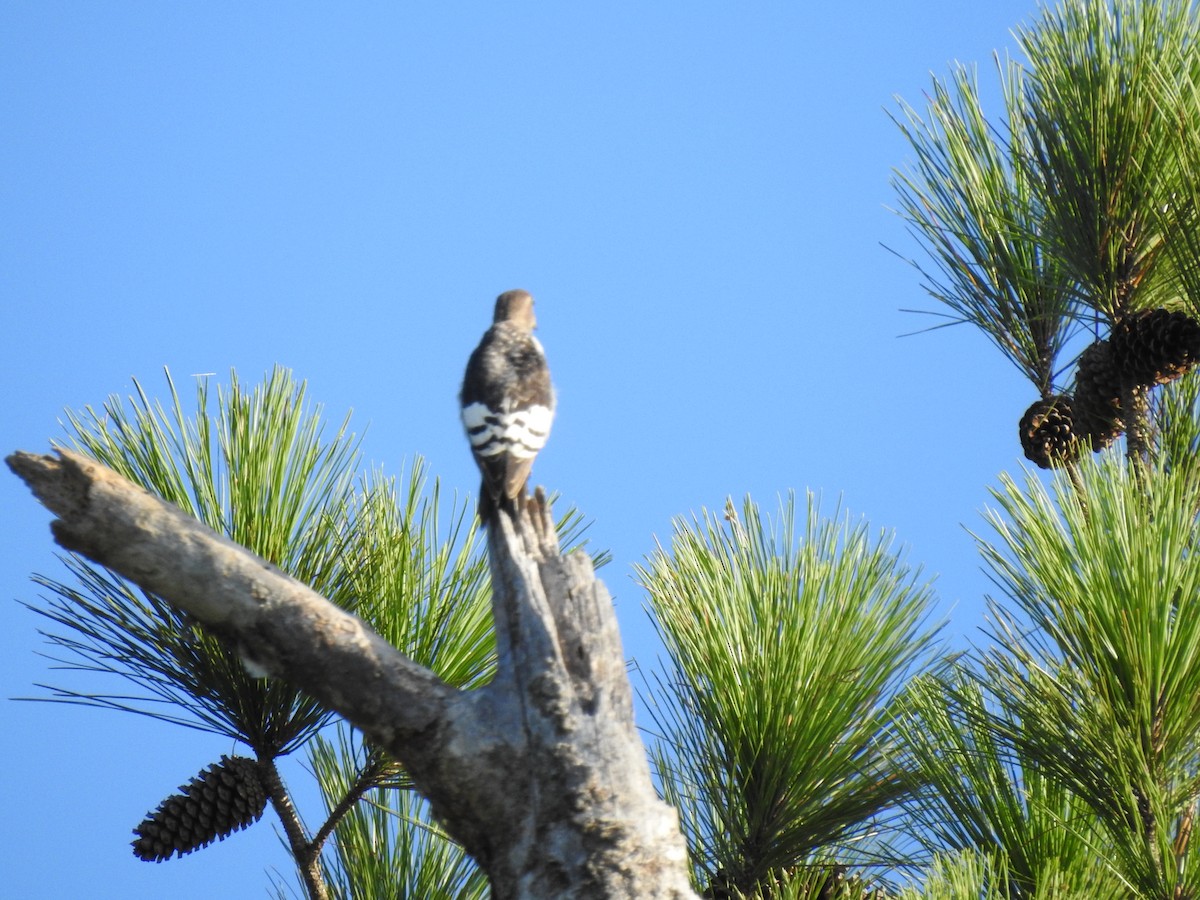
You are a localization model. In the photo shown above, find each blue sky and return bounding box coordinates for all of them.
[3,2,1042,896]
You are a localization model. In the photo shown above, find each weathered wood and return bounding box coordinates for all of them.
[7,449,697,899]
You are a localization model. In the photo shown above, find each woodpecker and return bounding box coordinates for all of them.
[460,290,555,522]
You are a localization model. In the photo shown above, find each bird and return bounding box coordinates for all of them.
[460,289,555,523]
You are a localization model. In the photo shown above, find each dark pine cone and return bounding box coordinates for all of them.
[1072,340,1123,451]
[1019,395,1082,469]
[1111,308,1200,387]
[132,755,267,862]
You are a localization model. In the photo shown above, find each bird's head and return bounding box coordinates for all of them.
[494,289,536,331]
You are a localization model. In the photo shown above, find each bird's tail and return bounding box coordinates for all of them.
[477,481,526,527]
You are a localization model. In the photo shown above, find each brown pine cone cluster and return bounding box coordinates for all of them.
[132,755,267,862]
[1019,308,1200,468]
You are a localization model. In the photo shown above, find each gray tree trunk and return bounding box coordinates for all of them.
[8,449,698,900]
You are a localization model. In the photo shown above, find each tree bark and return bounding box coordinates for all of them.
[7,449,697,899]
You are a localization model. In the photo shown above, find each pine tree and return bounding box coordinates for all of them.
[888,1,1200,897]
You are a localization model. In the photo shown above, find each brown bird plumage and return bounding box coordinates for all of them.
[460,290,555,522]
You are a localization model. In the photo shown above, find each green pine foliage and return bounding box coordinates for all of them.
[977,446,1200,898]
[895,0,1200,356]
[638,495,939,897]
[294,467,496,898]
[894,851,1012,900]
[28,367,362,752]
[298,724,489,900]
[337,466,495,692]
[892,59,1077,393]
[1014,0,1197,320]
[894,674,1126,899]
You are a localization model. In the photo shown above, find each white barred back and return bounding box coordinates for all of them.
[462,402,554,460]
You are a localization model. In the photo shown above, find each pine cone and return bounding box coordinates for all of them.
[1111,308,1200,387]
[1019,395,1082,468]
[1072,340,1123,451]
[132,755,267,862]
